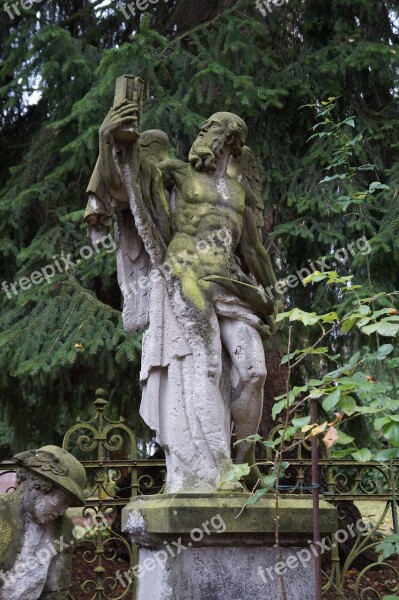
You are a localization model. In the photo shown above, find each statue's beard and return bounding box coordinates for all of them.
[189,132,227,172]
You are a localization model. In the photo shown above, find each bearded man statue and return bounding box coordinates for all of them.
[85,77,282,494]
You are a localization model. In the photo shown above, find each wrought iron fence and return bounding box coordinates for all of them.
[0,388,398,599]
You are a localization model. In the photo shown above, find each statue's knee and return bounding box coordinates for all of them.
[241,364,267,386]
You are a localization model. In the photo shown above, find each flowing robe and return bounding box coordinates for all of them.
[86,141,235,492]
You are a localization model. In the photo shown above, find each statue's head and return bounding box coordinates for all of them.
[189,112,247,172]
[14,445,86,524]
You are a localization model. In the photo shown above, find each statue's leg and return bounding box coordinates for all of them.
[165,275,233,491]
[219,318,267,489]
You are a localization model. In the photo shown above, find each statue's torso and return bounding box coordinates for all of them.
[165,165,246,280]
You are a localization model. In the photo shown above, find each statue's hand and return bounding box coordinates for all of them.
[99,100,140,144]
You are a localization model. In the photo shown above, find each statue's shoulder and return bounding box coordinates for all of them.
[158,158,188,173]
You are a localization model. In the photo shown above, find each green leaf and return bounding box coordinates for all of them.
[320,174,347,183]
[374,448,399,462]
[351,371,365,382]
[292,416,311,428]
[376,344,394,359]
[320,312,338,323]
[224,463,250,482]
[374,416,392,430]
[368,182,390,193]
[235,434,262,445]
[360,323,379,335]
[281,350,300,365]
[262,475,277,488]
[377,321,399,337]
[262,440,279,449]
[339,396,358,416]
[245,489,268,506]
[336,430,355,445]
[303,271,328,284]
[341,318,356,333]
[272,399,286,419]
[333,448,356,458]
[322,389,341,412]
[288,308,319,326]
[351,448,372,462]
[356,305,372,316]
[382,422,399,446]
[348,351,361,365]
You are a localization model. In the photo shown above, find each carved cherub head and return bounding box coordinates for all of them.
[14,445,86,524]
[16,469,73,524]
[189,112,247,172]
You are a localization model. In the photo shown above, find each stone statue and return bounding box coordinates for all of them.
[85,75,282,494]
[0,445,86,600]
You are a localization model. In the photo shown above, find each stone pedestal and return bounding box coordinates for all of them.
[122,494,337,600]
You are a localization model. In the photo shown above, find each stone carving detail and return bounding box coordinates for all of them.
[0,445,86,600]
[15,451,69,477]
[86,75,282,494]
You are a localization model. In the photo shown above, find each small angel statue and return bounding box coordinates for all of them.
[85,75,282,494]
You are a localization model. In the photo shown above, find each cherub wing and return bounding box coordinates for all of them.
[228,145,264,235]
[139,129,172,163]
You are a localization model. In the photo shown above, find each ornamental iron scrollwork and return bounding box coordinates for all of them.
[63,389,163,600]
[1,389,398,599]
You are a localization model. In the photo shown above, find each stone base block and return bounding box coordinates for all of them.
[134,545,315,600]
[122,494,337,600]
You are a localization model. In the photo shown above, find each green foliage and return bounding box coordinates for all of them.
[376,534,399,562]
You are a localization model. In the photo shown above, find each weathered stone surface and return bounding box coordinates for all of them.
[123,494,338,546]
[0,446,86,600]
[85,78,284,493]
[135,546,315,600]
[123,495,336,600]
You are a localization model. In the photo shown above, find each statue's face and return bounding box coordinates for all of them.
[189,115,229,172]
[23,473,73,524]
[196,116,227,143]
[189,112,246,172]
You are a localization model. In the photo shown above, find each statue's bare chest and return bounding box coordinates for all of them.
[172,170,245,232]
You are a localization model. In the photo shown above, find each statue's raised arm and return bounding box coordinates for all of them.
[85,76,172,331]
